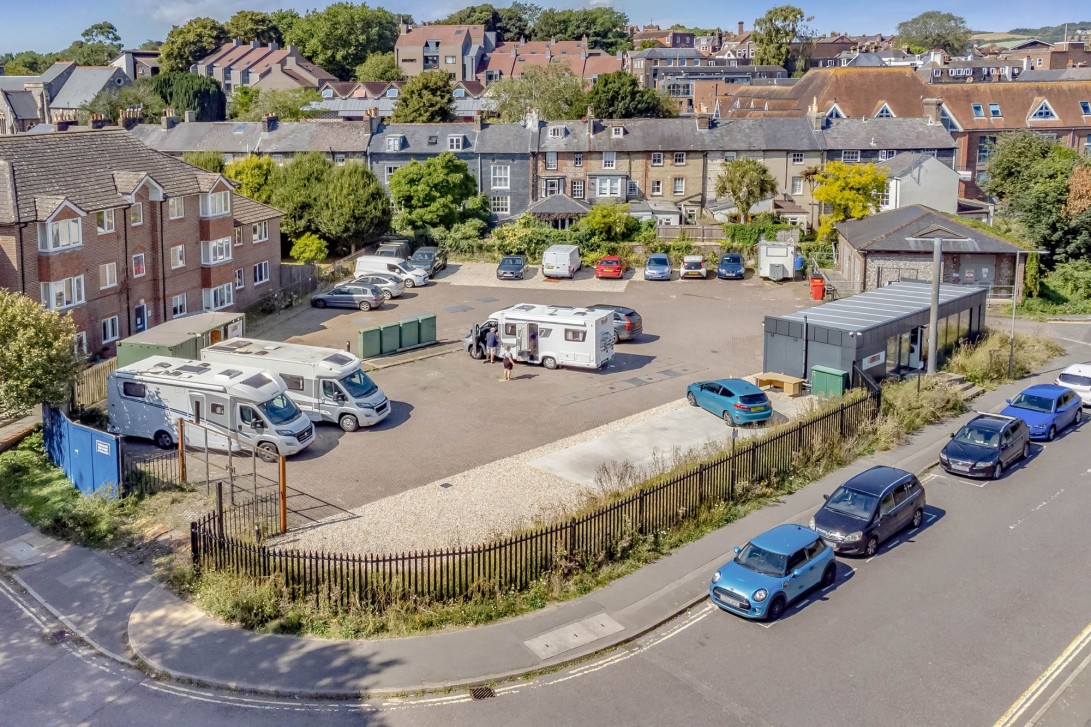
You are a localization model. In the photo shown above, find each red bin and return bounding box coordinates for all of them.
[809,277,825,301]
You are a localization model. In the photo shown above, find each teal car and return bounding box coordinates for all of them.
[686,378,773,425]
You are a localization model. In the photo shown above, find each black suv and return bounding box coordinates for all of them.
[811,466,926,558]
[407,246,448,277]
[940,413,1030,479]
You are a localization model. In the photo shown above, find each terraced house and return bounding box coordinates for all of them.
[0,130,281,358]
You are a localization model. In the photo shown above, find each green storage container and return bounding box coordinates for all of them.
[359,327,382,358]
[399,318,420,348]
[417,314,437,344]
[811,365,848,398]
[379,323,401,354]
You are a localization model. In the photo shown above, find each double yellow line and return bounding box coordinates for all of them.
[994,621,1091,727]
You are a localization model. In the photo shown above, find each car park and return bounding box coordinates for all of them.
[686,378,772,425]
[1000,384,1083,441]
[354,273,406,300]
[542,244,582,279]
[496,255,529,280]
[588,304,642,342]
[681,255,707,280]
[940,413,1030,479]
[1055,364,1091,406]
[643,253,672,281]
[407,246,448,277]
[810,466,926,557]
[354,255,429,288]
[709,524,836,621]
[594,255,628,279]
[716,253,746,280]
[311,283,385,311]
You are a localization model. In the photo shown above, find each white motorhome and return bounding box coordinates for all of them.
[353,255,429,287]
[201,338,390,432]
[541,244,582,279]
[107,356,315,460]
[463,304,614,370]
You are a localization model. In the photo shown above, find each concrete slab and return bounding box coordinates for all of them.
[523,613,624,660]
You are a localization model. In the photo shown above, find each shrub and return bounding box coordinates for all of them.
[289,232,328,265]
[945,330,1065,386]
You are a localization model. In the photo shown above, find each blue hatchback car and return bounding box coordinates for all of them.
[1000,384,1083,441]
[710,524,836,621]
[643,253,673,281]
[687,378,773,425]
[716,253,745,279]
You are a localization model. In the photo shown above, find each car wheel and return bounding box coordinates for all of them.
[911,508,923,529]
[612,330,620,344]
[722,410,734,426]
[864,536,878,558]
[358,301,371,311]
[1075,409,1083,426]
[381,290,392,300]
[766,596,786,622]
[542,356,558,370]
[1021,442,1030,460]
[993,460,1004,480]
[339,414,359,433]
[687,392,697,407]
[469,345,484,360]
[1046,425,1056,441]
[257,442,279,463]
[154,430,174,449]
[820,563,836,588]
[442,262,448,270]
[313,299,327,309]
[404,278,415,288]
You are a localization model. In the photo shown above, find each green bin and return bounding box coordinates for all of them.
[399,318,420,348]
[379,323,401,354]
[359,327,382,358]
[811,365,848,398]
[417,314,437,344]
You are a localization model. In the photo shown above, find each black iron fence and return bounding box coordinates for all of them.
[121,449,180,497]
[191,387,881,609]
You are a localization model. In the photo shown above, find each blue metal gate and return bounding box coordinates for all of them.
[42,405,122,496]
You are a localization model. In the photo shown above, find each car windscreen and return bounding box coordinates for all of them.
[954,424,1000,448]
[394,262,415,274]
[259,394,301,426]
[1059,373,1091,388]
[500,257,523,266]
[412,252,433,260]
[734,543,787,577]
[647,255,669,266]
[339,369,378,399]
[721,254,742,264]
[1010,393,1055,413]
[682,261,702,269]
[739,394,767,405]
[823,487,878,520]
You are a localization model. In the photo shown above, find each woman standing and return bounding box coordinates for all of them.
[501,345,514,382]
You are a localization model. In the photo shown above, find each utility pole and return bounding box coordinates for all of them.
[927,238,942,374]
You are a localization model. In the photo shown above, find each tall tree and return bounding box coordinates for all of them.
[225,11,283,45]
[81,22,121,46]
[752,5,810,69]
[895,11,971,55]
[148,72,226,120]
[269,10,302,41]
[138,40,163,50]
[285,2,400,81]
[233,88,321,121]
[317,162,392,254]
[488,64,587,121]
[434,3,538,43]
[388,152,486,231]
[82,78,165,123]
[3,51,58,75]
[181,151,226,174]
[715,159,779,223]
[159,17,227,73]
[269,153,335,240]
[531,8,631,54]
[224,155,278,204]
[0,291,82,418]
[390,70,455,123]
[354,51,404,82]
[811,161,889,240]
[587,71,675,119]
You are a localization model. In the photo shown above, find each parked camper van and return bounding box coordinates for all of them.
[541,245,582,279]
[353,255,429,288]
[107,356,315,460]
[463,304,614,370]
[201,338,390,432]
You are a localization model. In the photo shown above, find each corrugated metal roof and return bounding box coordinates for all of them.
[777,280,984,332]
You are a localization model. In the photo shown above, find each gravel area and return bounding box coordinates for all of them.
[439,261,632,293]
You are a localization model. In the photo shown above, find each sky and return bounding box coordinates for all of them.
[0,0,1081,56]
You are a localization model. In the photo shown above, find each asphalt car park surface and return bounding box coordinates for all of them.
[234,264,812,513]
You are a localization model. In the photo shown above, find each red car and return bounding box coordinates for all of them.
[595,256,628,279]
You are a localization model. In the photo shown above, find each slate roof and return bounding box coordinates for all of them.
[129,121,373,154]
[372,122,480,154]
[527,194,591,215]
[2,90,39,120]
[1017,68,1091,82]
[819,118,955,150]
[50,67,128,109]
[879,152,930,177]
[628,47,710,60]
[307,97,493,118]
[845,53,887,67]
[836,205,1022,254]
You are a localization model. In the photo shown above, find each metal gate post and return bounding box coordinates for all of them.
[215,481,224,539]
[177,419,186,483]
[278,456,287,535]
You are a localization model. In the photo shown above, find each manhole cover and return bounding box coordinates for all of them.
[469,685,496,700]
[50,629,69,643]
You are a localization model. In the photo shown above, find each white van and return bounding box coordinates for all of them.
[463,304,614,370]
[542,244,582,279]
[353,255,429,288]
[107,356,315,460]
[201,338,391,431]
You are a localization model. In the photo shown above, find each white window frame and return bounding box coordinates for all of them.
[132,253,146,278]
[971,103,985,118]
[170,245,185,269]
[490,195,510,214]
[571,179,585,199]
[201,237,233,265]
[651,152,664,166]
[573,152,583,168]
[791,177,804,195]
[878,150,897,161]
[199,190,230,218]
[602,151,616,170]
[39,275,85,311]
[234,268,245,290]
[39,218,82,252]
[447,135,464,151]
[673,177,685,195]
[841,150,861,163]
[129,202,143,226]
[99,262,117,290]
[791,152,805,165]
[543,178,562,197]
[203,283,234,311]
[385,136,400,151]
[251,220,268,242]
[627,180,639,196]
[490,165,510,190]
[548,126,563,138]
[168,196,185,219]
[384,165,399,184]
[96,209,115,234]
[171,293,187,318]
[611,126,624,138]
[545,152,558,170]
[101,315,120,344]
[651,180,663,196]
[253,261,270,286]
[595,177,621,197]
[673,152,686,165]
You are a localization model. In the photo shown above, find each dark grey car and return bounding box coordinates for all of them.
[496,255,529,280]
[311,283,384,311]
[588,304,642,342]
[940,413,1030,479]
[811,466,926,558]
[407,246,448,277]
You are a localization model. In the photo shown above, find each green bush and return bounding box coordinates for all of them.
[644,239,698,264]
[722,212,792,248]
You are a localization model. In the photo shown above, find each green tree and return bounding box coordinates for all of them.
[811,161,889,240]
[234,88,321,121]
[0,290,82,417]
[227,86,260,119]
[285,2,400,81]
[159,17,227,74]
[225,11,282,44]
[587,71,675,119]
[59,40,123,66]
[224,155,278,203]
[81,21,121,46]
[531,8,631,54]
[148,72,226,120]
[4,50,59,75]
[139,40,163,51]
[81,78,165,124]
[316,162,392,254]
[390,70,455,123]
[637,39,662,50]
[181,151,225,173]
[388,152,484,231]
[434,3,538,42]
[269,10,302,41]
[752,5,811,69]
[575,203,640,242]
[714,159,779,223]
[269,152,335,240]
[354,51,404,82]
[895,11,971,55]
[488,64,587,121]
[290,232,330,265]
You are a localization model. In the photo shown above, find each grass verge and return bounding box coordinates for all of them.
[945,329,1065,388]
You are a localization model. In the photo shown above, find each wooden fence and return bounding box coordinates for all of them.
[656,225,724,242]
[191,386,881,609]
[72,358,117,408]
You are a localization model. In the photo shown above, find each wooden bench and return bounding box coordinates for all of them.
[754,372,807,397]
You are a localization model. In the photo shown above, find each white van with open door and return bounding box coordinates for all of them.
[463,304,614,370]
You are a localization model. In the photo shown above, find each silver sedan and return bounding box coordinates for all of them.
[311,283,385,311]
[354,273,406,300]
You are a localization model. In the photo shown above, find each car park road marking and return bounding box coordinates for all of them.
[1008,488,1065,530]
[994,621,1091,727]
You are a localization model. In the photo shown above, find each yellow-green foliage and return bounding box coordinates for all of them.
[812,161,889,240]
[946,330,1064,386]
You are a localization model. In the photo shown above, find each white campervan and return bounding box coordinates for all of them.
[463,304,614,370]
[541,244,582,279]
[201,338,390,432]
[353,255,429,288]
[107,356,315,460]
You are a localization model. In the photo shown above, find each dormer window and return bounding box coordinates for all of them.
[386,135,402,151]
[447,135,464,150]
[1031,100,1057,120]
[453,88,465,98]
[199,191,230,218]
[386,88,399,98]
[875,104,894,118]
[548,126,564,138]
[427,135,438,145]
[827,104,845,119]
[611,126,624,137]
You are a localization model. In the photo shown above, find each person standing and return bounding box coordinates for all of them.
[501,345,514,381]
[485,327,499,364]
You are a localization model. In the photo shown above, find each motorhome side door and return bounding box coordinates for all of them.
[236,403,263,446]
[320,380,347,421]
[516,323,538,361]
[189,393,205,424]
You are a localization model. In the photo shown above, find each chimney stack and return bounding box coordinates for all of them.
[586,105,596,136]
[261,114,278,132]
[118,107,142,130]
[473,111,483,131]
[922,98,942,125]
[184,110,196,123]
[161,108,178,130]
[89,114,108,130]
[738,21,744,36]
[695,114,711,130]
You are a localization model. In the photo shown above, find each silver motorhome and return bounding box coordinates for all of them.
[463,303,614,370]
[201,338,390,432]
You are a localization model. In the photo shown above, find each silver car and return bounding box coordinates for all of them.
[355,273,406,300]
[311,283,384,311]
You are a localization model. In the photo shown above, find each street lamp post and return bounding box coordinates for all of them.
[906,236,972,375]
[1008,249,1048,379]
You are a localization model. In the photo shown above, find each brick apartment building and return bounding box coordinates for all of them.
[0,129,281,358]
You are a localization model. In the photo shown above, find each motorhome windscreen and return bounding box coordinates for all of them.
[259,394,301,425]
[339,369,378,398]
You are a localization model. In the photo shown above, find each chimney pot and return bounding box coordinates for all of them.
[262,114,278,132]
[738,21,744,36]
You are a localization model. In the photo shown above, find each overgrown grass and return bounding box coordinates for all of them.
[945,329,1065,387]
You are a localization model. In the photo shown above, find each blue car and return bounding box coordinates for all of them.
[716,253,745,279]
[643,253,673,281]
[1000,384,1083,441]
[710,524,836,621]
[686,378,773,425]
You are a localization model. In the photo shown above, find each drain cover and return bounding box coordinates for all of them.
[51,629,69,643]
[469,685,496,700]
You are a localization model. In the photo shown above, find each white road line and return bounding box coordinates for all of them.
[1008,489,1065,530]
[994,622,1091,727]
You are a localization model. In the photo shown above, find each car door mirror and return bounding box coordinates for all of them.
[732,546,741,555]
[949,432,955,438]
[1005,398,1012,404]
[792,569,802,578]
[822,493,829,500]
[252,420,264,431]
